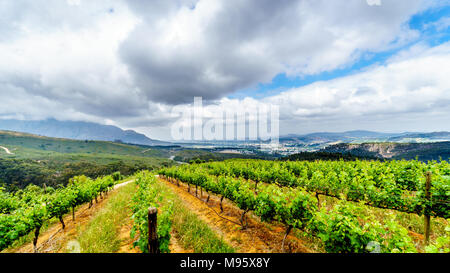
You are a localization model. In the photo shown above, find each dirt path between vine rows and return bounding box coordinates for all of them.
[4,180,136,253]
[160,177,312,253]
[117,176,189,254]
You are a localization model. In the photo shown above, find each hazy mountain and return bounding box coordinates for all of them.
[280,130,450,146]
[387,132,450,142]
[0,119,169,146]
[280,130,401,145]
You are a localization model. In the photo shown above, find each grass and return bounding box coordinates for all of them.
[76,182,136,253]
[170,199,235,253]
[151,178,234,253]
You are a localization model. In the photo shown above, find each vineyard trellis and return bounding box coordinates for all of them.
[158,158,449,252]
[0,174,119,252]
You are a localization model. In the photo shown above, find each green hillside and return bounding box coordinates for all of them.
[0,130,172,190]
[0,130,166,158]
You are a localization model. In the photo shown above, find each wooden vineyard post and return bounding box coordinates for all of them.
[33,225,41,253]
[424,172,432,245]
[240,210,249,229]
[281,225,293,253]
[59,216,65,230]
[315,192,320,210]
[220,196,224,213]
[148,207,159,253]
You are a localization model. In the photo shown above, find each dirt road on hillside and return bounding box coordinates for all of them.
[0,146,13,154]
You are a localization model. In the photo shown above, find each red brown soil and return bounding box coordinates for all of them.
[117,217,141,253]
[160,177,313,253]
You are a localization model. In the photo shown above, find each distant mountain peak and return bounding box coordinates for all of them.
[0,119,169,146]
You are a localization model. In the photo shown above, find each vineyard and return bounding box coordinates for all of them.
[0,172,122,252]
[1,159,449,253]
[157,159,450,253]
[130,171,235,253]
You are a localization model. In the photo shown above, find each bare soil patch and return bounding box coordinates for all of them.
[161,177,312,253]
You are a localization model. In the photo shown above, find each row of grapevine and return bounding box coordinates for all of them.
[174,159,449,218]
[130,171,173,253]
[159,168,418,253]
[0,174,118,251]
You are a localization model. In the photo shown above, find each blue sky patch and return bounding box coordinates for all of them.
[230,4,450,100]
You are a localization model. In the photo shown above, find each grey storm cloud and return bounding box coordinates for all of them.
[1,0,449,139]
[119,0,423,104]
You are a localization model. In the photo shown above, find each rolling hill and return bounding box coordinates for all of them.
[0,130,172,190]
[0,119,169,146]
[0,130,169,158]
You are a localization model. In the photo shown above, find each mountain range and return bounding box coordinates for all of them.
[1,119,449,149]
[280,130,450,146]
[0,119,169,146]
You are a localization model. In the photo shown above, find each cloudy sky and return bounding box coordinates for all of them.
[0,0,449,140]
